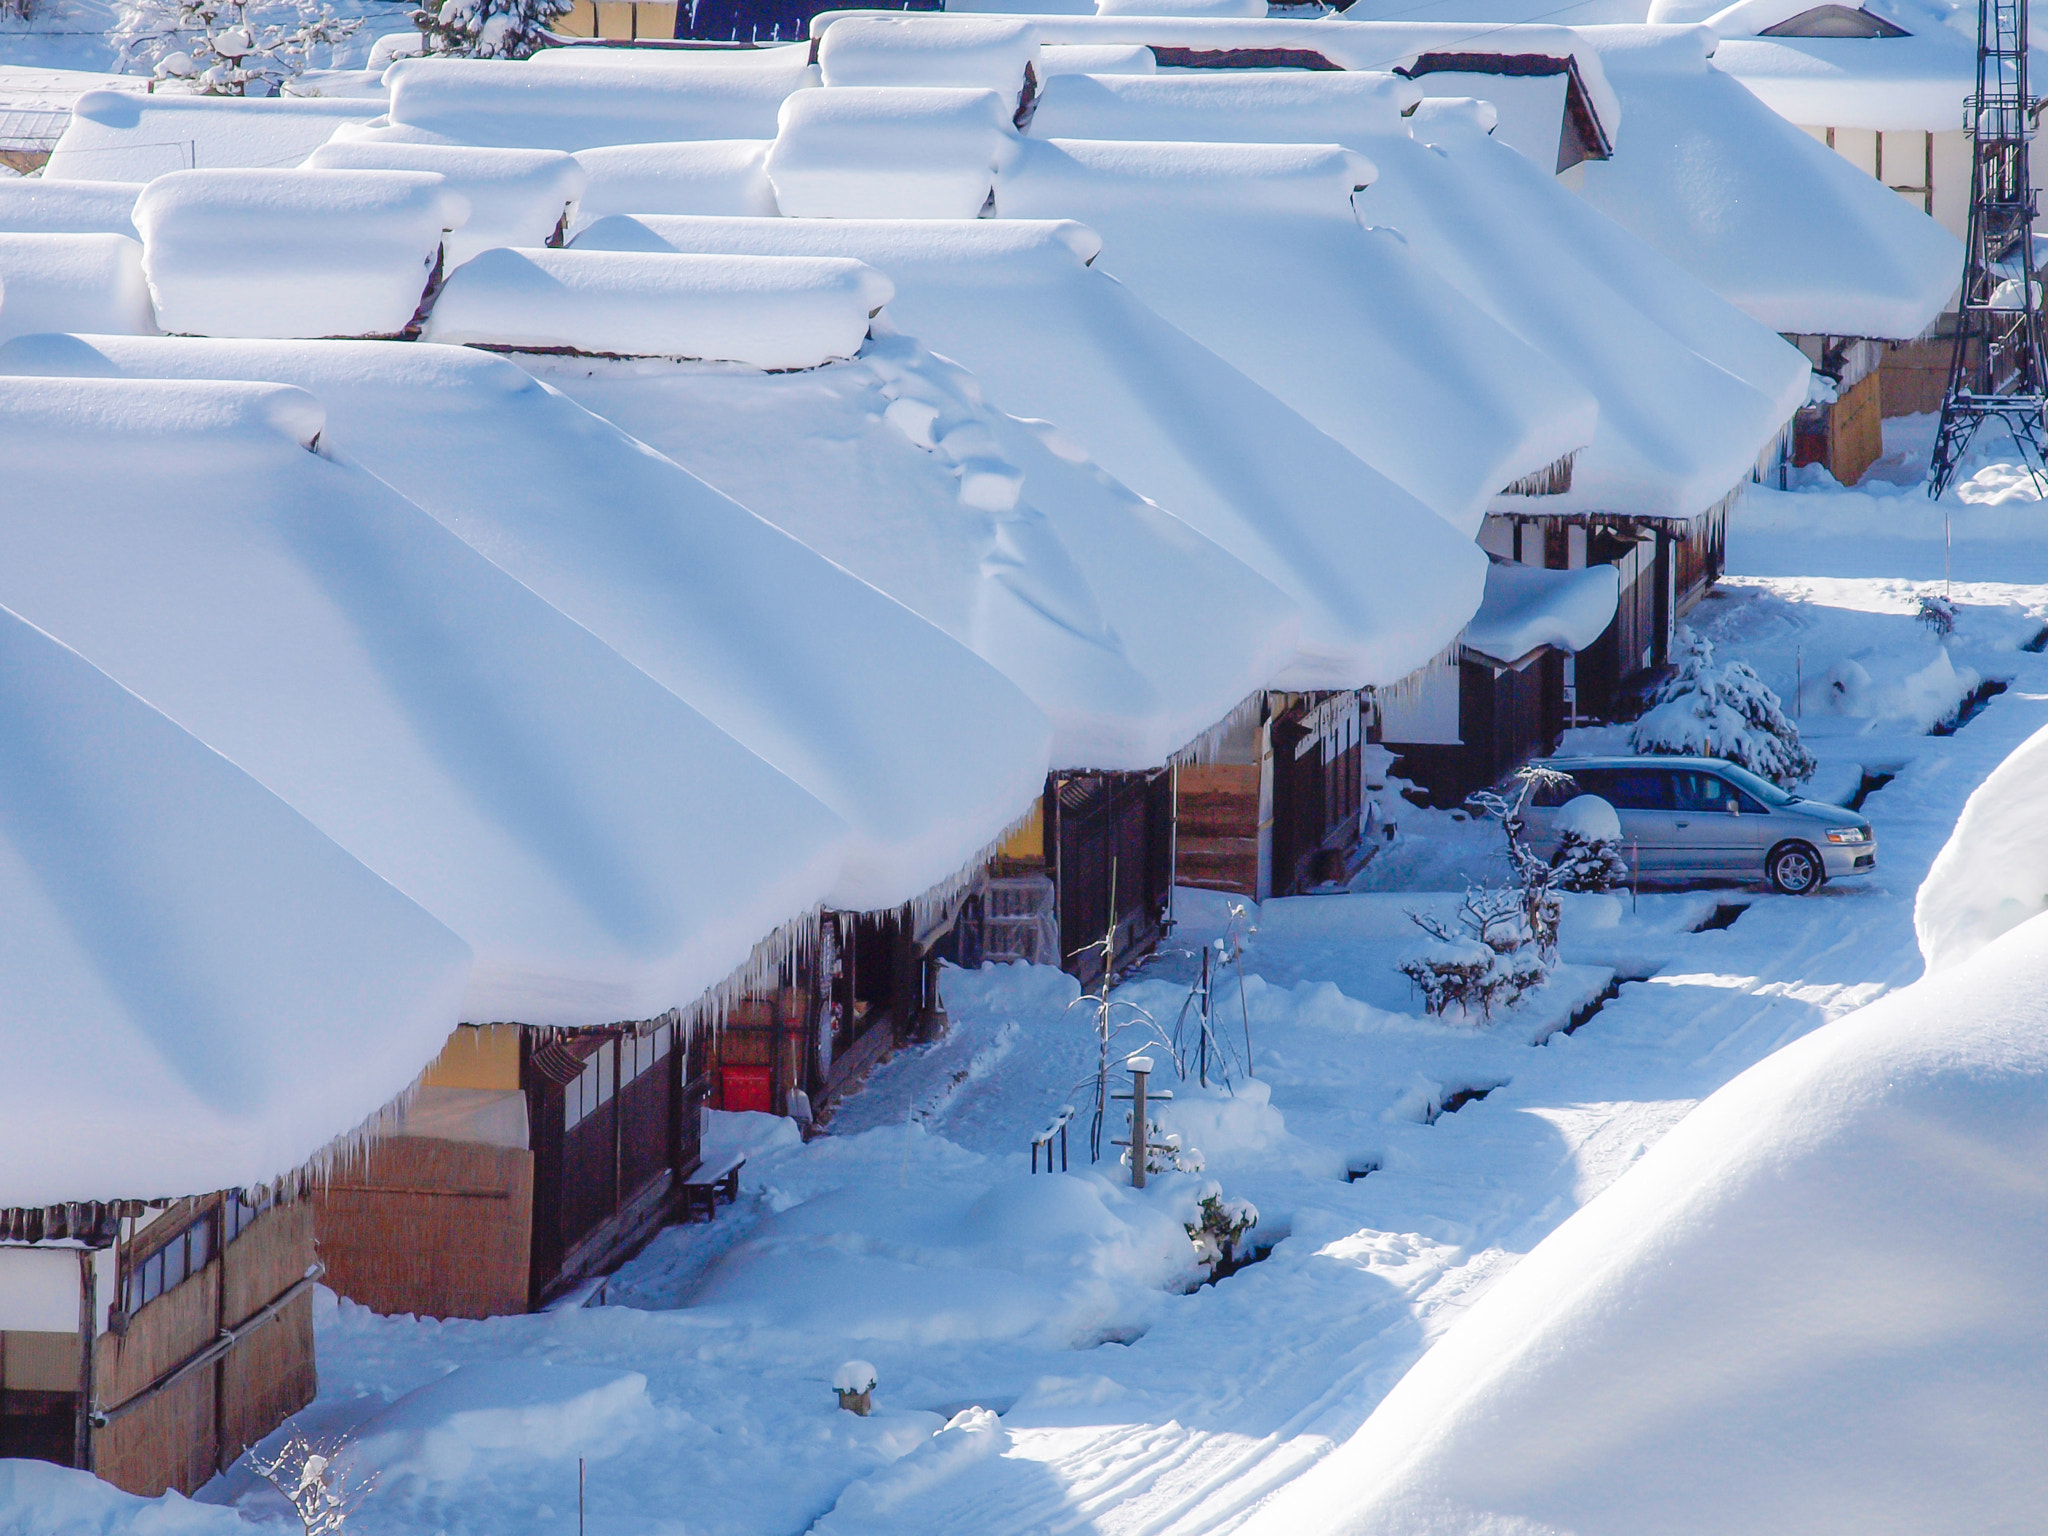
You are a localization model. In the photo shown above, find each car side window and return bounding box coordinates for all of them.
[1672,771,1727,812]
[1604,769,1671,811]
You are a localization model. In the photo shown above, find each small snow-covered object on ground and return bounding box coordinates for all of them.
[818,14,1040,100]
[0,177,142,237]
[44,90,383,184]
[1462,561,1619,667]
[1554,792,1621,845]
[571,140,778,228]
[0,232,156,341]
[1917,721,2048,974]
[833,1360,879,1393]
[1551,794,1629,892]
[425,247,891,365]
[304,139,586,269]
[767,87,1019,219]
[134,168,468,339]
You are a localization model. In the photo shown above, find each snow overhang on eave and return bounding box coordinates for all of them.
[1399,51,1615,169]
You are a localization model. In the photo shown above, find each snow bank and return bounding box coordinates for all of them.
[571,139,778,226]
[384,55,814,151]
[0,373,850,1028]
[818,14,1041,98]
[303,139,586,268]
[1575,24,1962,339]
[0,595,470,1208]
[0,232,155,341]
[766,87,1019,218]
[424,247,889,365]
[0,1461,242,1535]
[24,333,1050,917]
[1098,0,1265,15]
[0,176,141,236]
[133,168,466,339]
[995,137,1597,532]
[1557,792,1622,842]
[1916,722,2048,974]
[44,90,381,183]
[1252,908,2048,1536]
[572,213,1485,690]
[816,1408,1008,1535]
[1463,562,1619,666]
[1029,69,1421,143]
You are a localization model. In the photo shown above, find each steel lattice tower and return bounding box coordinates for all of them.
[1928,0,2048,497]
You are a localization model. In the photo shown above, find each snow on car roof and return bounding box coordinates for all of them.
[42,332,1053,917]
[0,369,850,1030]
[1462,561,1620,667]
[44,90,383,184]
[570,213,1485,692]
[0,601,470,1209]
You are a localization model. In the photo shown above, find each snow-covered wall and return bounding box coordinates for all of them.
[571,140,780,227]
[1916,721,2048,973]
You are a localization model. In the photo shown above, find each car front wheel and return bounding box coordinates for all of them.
[1767,841,1824,895]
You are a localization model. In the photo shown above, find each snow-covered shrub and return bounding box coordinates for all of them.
[119,0,362,95]
[246,1428,375,1535]
[1550,794,1629,892]
[1185,1184,1259,1278]
[413,0,571,59]
[1918,592,1958,637]
[1629,627,1817,789]
[833,1360,877,1416]
[1123,1111,1204,1176]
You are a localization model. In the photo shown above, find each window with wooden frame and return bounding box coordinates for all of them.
[563,1038,618,1133]
[122,1210,217,1317]
[221,1188,271,1247]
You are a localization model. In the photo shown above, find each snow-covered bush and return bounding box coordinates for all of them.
[1629,627,1816,789]
[1550,794,1629,893]
[1399,924,1548,1021]
[1185,1184,1259,1278]
[246,1428,375,1535]
[119,0,362,95]
[1124,1111,1204,1176]
[1918,592,1958,637]
[833,1360,877,1416]
[413,0,571,60]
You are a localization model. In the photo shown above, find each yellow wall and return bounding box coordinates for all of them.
[419,1023,522,1091]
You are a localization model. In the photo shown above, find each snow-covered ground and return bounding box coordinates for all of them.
[42,427,2048,1536]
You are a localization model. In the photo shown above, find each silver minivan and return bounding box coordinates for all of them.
[1522,756,1877,895]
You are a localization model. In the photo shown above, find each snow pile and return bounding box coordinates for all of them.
[832,1360,879,1393]
[133,168,467,339]
[1253,908,2048,1536]
[572,213,1485,690]
[1556,792,1622,844]
[1916,722,2048,974]
[1038,42,1157,74]
[818,14,1041,99]
[0,232,155,341]
[0,1461,241,1535]
[383,55,814,151]
[0,596,470,1209]
[995,136,1596,533]
[0,176,141,236]
[0,372,850,1028]
[571,139,778,226]
[766,87,1020,219]
[424,247,891,365]
[1029,69,1421,143]
[1462,561,1620,666]
[26,334,1049,916]
[44,90,383,183]
[303,139,586,268]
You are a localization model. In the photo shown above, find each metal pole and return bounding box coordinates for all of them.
[580,1457,586,1536]
[1128,1056,1150,1189]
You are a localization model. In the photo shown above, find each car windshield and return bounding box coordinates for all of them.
[1716,762,1796,807]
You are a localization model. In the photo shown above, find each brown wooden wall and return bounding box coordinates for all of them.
[219,1201,317,1464]
[1176,763,1259,897]
[313,1137,534,1321]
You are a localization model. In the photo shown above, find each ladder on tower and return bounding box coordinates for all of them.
[1928,0,2048,498]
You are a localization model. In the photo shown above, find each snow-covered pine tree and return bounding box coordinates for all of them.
[1629,627,1817,789]
[413,0,571,59]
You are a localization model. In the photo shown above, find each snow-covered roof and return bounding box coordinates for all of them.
[571,214,1485,691]
[818,13,1041,96]
[303,139,587,268]
[0,176,140,237]
[44,90,382,183]
[35,335,1051,918]
[1028,69,1421,143]
[1461,561,1620,666]
[424,248,891,365]
[538,327,1302,769]
[1574,24,1962,338]
[1037,42,1158,74]
[1251,907,2048,1536]
[0,601,471,1210]
[571,140,779,228]
[1709,31,1975,131]
[134,168,466,340]
[994,136,1597,533]
[0,232,155,342]
[0,369,850,1030]
[382,55,816,151]
[766,86,1019,218]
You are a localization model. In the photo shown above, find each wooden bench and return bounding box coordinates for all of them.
[677,1155,744,1223]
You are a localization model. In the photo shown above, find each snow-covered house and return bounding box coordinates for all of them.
[44,91,383,183]
[0,596,468,1496]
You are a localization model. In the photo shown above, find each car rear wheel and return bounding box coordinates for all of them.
[1767,841,1824,895]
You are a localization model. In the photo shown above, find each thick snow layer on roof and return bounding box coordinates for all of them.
[0,370,849,1028]
[547,332,1300,768]
[819,14,1041,95]
[383,56,815,151]
[1251,910,2048,1536]
[1097,0,1264,15]
[0,232,155,342]
[44,91,382,183]
[424,247,889,365]
[571,140,779,227]
[530,41,817,76]
[1574,24,1962,338]
[41,336,1051,916]
[1038,42,1157,74]
[134,168,466,339]
[0,603,471,1209]
[1363,103,1805,515]
[571,214,1485,689]
[1405,68,1572,170]
[1711,32,1975,131]
[303,140,586,268]
[1462,561,1619,666]
[1028,69,1420,142]
[995,136,1597,532]
[0,176,140,236]
[1916,721,2048,973]
[766,87,1019,218]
